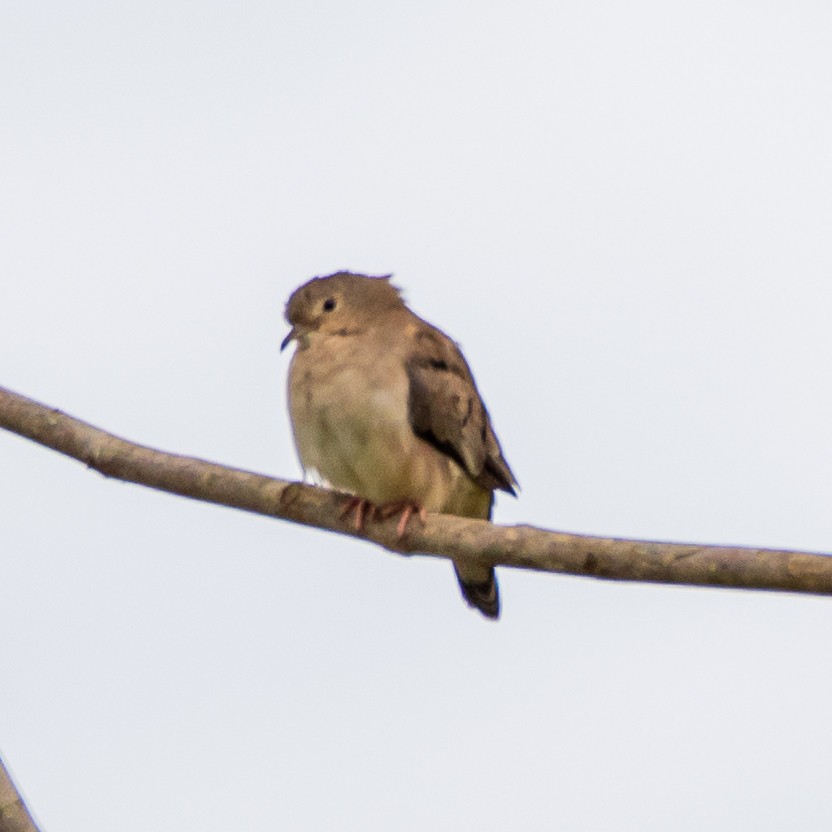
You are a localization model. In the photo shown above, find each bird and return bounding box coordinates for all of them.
[281,271,517,618]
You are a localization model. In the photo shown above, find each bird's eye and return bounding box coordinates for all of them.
[323,297,337,312]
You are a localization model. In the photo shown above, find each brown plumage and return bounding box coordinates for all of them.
[282,271,517,618]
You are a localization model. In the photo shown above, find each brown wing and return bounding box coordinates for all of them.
[406,325,517,495]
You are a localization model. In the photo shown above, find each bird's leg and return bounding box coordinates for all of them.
[339,496,378,532]
[377,501,428,539]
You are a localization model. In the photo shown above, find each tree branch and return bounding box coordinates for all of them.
[2,383,832,595]
[0,756,40,832]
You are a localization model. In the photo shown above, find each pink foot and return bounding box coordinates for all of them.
[340,496,426,539]
[378,501,428,539]
[339,496,377,532]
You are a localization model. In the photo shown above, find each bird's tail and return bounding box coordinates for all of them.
[454,562,500,619]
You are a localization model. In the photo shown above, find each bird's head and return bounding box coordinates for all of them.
[281,271,403,351]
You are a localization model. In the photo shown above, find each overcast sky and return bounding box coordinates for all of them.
[3,2,832,830]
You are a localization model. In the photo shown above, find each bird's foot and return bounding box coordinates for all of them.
[340,496,426,538]
[339,496,378,532]
[377,501,428,539]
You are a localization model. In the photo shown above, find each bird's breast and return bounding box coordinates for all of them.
[288,337,414,499]
[286,331,489,516]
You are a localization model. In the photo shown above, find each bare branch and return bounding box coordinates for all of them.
[2,384,832,595]
[0,756,41,832]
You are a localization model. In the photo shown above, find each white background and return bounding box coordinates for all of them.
[3,2,832,829]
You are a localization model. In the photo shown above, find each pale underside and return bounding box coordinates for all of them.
[288,325,493,521]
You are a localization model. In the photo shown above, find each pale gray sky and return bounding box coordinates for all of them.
[3,2,832,830]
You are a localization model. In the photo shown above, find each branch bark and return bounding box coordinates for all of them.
[0,756,40,832]
[2,384,832,595]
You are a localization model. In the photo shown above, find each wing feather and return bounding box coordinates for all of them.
[406,326,516,494]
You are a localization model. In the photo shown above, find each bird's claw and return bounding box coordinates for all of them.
[378,501,427,539]
[340,496,426,539]
[339,496,377,532]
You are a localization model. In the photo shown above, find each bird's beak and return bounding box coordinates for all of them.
[280,326,298,352]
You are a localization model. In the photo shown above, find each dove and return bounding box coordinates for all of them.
[282,272,517,618]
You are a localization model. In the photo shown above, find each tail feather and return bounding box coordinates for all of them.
[454,563,500,620]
